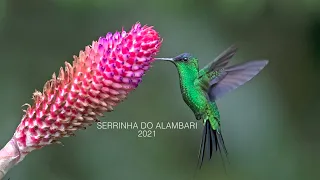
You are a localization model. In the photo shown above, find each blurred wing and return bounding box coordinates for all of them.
[198,45,238,78]
[208,60,269,101]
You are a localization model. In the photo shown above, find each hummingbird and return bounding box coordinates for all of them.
[155,46,268,168]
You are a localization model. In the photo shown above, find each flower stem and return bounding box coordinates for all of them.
[0,138,21,179]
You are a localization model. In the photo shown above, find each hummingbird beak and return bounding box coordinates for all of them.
[154,58,174,62]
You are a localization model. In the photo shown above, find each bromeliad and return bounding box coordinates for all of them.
[0,22,162,179]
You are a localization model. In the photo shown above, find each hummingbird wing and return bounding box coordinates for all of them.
[197,46,268,101]
[196,45,238,92]
[207,60,269,101]
[198,45,238,78]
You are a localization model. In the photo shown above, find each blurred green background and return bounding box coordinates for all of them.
[0,0,319,179]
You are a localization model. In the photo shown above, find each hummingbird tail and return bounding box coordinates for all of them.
[197,121,229,169]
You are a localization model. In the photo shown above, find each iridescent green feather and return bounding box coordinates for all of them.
[155,46,268,170]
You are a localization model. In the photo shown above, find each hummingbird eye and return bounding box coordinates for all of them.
[182,57,188,61]
[174,53,191,62]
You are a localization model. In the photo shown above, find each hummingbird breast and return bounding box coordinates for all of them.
[176,64,210,119]
[180,81,208,117]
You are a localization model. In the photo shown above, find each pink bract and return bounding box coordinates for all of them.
[13,22,162,159]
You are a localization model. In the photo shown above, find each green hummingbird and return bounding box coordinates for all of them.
[155,45,268,168]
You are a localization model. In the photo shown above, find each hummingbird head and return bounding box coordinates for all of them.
[155,53,199,68]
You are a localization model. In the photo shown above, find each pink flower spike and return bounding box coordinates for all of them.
[0,22,162,172]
